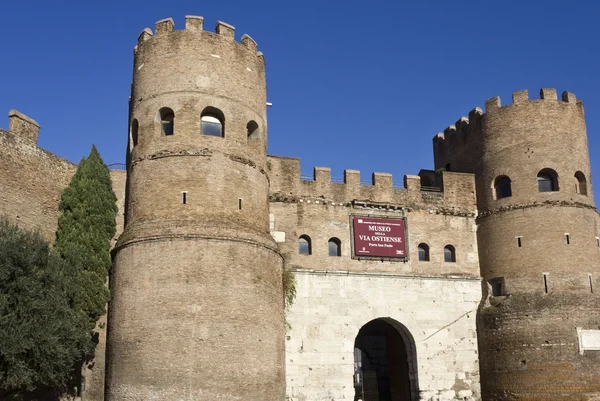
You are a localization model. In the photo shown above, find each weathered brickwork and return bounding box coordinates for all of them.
[2,14,600,401]
[435,89,600,400]
[105,17,285,401]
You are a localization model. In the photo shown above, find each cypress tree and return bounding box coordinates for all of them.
[54,145,117,324]
[0,218,92,398]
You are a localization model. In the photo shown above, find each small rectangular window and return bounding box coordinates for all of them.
[596,237,599,248]
[182,192,187,205]
[590,274,594,293]
[516,236,522,248]
[543,273,549,294]
[565,233,571,245]
[238,198,243,210]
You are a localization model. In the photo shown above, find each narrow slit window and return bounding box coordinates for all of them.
[565,234,571,245]
[543,273,549,294]
[182,192,187,204]
[238,198,243,210]
[596,237,599,248]
[516,237,522,248]
[589,274,594,293]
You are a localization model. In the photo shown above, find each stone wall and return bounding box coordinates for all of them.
[0,126,76,243]
[285,270,482,401]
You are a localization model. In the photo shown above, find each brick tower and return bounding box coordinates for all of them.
[433,89,600,400]
[105,17,285,400]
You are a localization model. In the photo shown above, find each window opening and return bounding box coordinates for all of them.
[131,119,139,147]
[537,168,558,192]
[596,237,599,248]
[201,107,225,137]
[417,243,429,261]
[543,273,549,294]
[238,198,243,210]
[489,277,505,296]
[328,238,341,257]
[565,233,571,245]
[516,236,522,248]
[575,171,587,195]
[494,176,512,199]
[299,235,311,255]
[160,108,174,136]
[182,192,187,205]
[589,274,594,293]
[445,163,451,172]
[247,120,260,140]
[444,245,456,263]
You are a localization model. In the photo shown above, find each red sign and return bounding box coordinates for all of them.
[352,216,407,258]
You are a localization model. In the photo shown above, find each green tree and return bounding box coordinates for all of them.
[0,218,92,399]
[54,145,117,324]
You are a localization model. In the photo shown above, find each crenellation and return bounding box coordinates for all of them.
[372,172,393,189]
[185,15,203,31]
[314,166,331,183]
[485,96,501,111]
[154,18,174,35]
[562,90,577,103]
[241,34,258,52]
[215,20,235,40]
[137,28,153,44]
[540,87,557,100]
[512,89,529,104]
[8,109,40,143]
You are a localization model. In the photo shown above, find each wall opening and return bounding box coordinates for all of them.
[589,274,594,293]
[489,277,505,296]
[159,107,174,136]
[516,236,522,248]
[575,171,587,195]
[565,233,571,245]
[537,168,559,192]
[543,273,549,294]
[354,318,418,401]
[182,192,187,204]
[328,237,341,257]
[238,198,243,210]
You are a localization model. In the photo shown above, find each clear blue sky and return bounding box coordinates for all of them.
[1,1,599,195]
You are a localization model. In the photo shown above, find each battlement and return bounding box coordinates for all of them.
[483,88,581,113]
[433,88,583,151]
[268,155,476,213]
[134,16,261,55]
[6,109,40,143]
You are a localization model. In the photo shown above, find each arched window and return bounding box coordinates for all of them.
[575,171,587,195]
[444,245,456,263]
[131,119,139,147]
[417,243,429,261]
[537,168,558,192]
[328,238,341,257]
[201,107,225,137]
[494,176,512,199]
[247,120,260,140]
[159,108,174,136]
[298,235,311,255]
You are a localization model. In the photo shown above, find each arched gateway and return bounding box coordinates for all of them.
[354,318,418,401]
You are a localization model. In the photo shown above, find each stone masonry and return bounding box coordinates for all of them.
[0,14,599,401]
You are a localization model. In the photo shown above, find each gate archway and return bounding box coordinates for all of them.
[353,318,418,401]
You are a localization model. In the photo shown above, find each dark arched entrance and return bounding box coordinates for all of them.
[353,318,418,401]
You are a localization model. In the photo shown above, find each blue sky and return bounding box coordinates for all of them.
[1,0,599,195]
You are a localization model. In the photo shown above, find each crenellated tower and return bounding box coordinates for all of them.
[105,16,285,400]
[434,89,600,400]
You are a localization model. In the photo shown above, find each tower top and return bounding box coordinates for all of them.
[134,16,261,56]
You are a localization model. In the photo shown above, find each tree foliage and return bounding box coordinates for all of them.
[0,218,92,398]
[54,145,117,323]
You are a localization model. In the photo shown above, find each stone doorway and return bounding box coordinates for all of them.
[353,318,417,401]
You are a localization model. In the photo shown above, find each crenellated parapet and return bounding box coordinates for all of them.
[134,16,262,56]
[267,155,477,214]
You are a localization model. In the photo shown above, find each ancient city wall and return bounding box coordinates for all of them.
[0,111,76,243]
[268,156,480,277]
